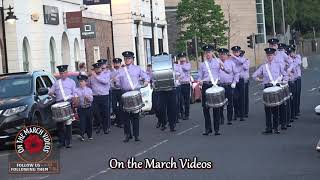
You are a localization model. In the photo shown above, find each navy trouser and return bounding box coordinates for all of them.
[235,78,245,119]
[264,84,281,131]
[93,95,110,131]
[78,107,93,138]
[219,84,234,123]
[120,91,140,137]
[175,85,182,120]
[57,122,72,146]
[158,89,177,130]
[289,81,297,118]
[244,80,249,116]
[296,78,301,114]
[180,84,191,118]
[112,89,122,125]
[202,83,220,133]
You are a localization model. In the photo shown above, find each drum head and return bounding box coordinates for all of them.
[122,91,140,97]
[263,86,281,93]
[206,86,224,94]
[52,101,70,108]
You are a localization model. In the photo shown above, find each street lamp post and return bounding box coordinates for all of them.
[1,0,18,73]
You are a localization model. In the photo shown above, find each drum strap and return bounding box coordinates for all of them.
[204,60,218,86]
[124,66,135,90]
[59,79,69,102]
[266,64,283,85]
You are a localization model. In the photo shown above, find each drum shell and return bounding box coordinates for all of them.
[281,84,291,101]
[205,87,227,108]
[152,55,175,91]
[121,91,144,112]
[51,102,73,122]
[263,87,284,107]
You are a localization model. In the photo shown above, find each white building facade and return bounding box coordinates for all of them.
[2,0,85,73]
[112,0,169,68]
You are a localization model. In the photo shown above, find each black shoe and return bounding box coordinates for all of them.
[66,144,72,148]
[129,135,133,139]
[227,122,232,125]
[262,130,273,135]
[104,130,109,134]
[58,143,65,148]
[79,135,85,141]
[287,124,292,128]
[183,116,189,120]
[281,127,287,130]
[244,114,249,118]
[290,119,294,123]
[170,128,176,132]
[135,137,140,142]
[240,118,245,121]
[202,130,212,136]
[214,132,221,136]
[156,123,161,128]
[123,136,130,143]
[233,117,237,121]
[161,126,167,131]
[274,129,280,134]
[293,117,298,120]
[96,128,101,134]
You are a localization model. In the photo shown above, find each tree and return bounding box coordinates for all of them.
[176,0,228,55]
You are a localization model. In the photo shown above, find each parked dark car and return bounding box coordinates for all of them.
[0,71,57,147]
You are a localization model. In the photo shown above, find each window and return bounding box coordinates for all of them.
[144,38,152,65]
[22,38,30,71]
[49,37,56,73]
[36,77,45,94]
[256,0,266,43]
[41,76,53,88]
[158,39,163,54]
[93,46,100,62]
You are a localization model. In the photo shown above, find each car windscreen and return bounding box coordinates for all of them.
[0,78,32,98]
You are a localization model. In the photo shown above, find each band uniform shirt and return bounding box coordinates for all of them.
[219,59,239,84]
[111,68,121,90]
[75,86,93,108]
[252,59,288,85]
[87,71,111,96]
[49,77,76,102]
[286,56,297,82]
[115,64,150,91]
[180,62,191,83]
[241,58,250,80]
[197,58,220,82]
[293,54,302,78]
[230,56,246,79]
[174,64,183,86]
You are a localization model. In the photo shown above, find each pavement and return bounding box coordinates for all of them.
[1,55,320,180]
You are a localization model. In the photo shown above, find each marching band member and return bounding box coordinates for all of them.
[111,58,123,128]
[115,51,149,143]
[88,62,112,134]
[148,64,161,128]
[289,44,302,117]
[153,52,178,132]
[97,59,109,72]
[218,48,239,125]
[252,48,288,134]
[268,39,289,129]
[198,45,222,136]
[79,62,88,76]
[179,53,192,120]
[230,46,246,121]
[240,50,250,117]
[49,65,76,148]
[285,47,297,127]
[75,75,94,141]
[174,55,183,123]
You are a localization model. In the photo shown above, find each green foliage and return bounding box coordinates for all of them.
[264,0,320,35]
[176,0,228,51]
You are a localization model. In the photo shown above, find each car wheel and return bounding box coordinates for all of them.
[31,113,41,126]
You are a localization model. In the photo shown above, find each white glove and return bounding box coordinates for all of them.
[231,82,236,89]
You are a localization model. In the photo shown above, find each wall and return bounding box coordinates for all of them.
[83,18,114,67]
[4,0,85,73]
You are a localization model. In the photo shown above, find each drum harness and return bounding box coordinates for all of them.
[58,79,73,125]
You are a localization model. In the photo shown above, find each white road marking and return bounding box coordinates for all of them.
[308,88,317,92]
[177,125,199,136]
[0,153,9,157]
[86,168,111,180]
[8,175,50,180]
[134,140,169,157]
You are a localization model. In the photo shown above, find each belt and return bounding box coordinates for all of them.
[219,83,231,86]
[79,105,91,109]
[203,81,212,84]
[180,81,190,84]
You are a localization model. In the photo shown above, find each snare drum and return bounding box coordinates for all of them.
[280,84,291,101]
[121,91,144,112]
[263,86,284,107]
[205,86,228,108]
[51,101,73,122]
[152,55,175,91]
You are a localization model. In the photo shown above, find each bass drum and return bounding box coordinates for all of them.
[152,55,175,91]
